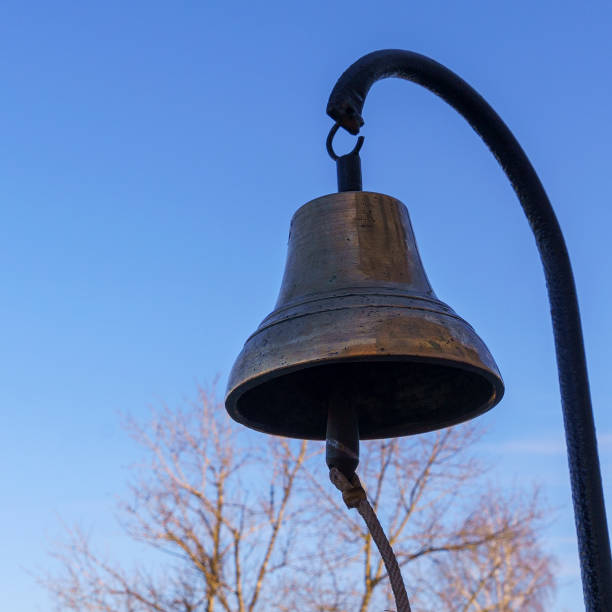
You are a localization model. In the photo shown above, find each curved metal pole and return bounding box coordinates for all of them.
[327,49,611,611]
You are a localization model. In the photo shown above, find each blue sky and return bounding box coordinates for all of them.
[1,2,611,609]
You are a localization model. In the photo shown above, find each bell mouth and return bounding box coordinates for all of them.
[226,357,503,440]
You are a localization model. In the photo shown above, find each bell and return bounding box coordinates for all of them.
[225,191,503,444]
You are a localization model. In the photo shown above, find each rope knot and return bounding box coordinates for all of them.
[329,466,367,508]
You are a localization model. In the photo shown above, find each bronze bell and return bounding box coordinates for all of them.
[225,191,504,447]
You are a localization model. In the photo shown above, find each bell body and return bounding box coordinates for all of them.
[226,192,503,440]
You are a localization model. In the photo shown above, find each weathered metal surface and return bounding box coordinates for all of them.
[226,191,503,441]
[325,48,612,611]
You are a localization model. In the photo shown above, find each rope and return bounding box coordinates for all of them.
[329,467,412,612]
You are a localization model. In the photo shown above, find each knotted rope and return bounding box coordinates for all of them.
[329,467,412,612]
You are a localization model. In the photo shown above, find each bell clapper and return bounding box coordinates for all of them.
[325,391,360,478]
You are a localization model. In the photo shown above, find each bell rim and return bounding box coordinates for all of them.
[225,353,504,441]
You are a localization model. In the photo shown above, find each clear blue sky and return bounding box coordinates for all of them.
[1,2,611,609]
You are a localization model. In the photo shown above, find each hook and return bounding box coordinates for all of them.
[326,122,365,161]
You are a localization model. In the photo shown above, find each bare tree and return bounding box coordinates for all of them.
[431,490,554,611]
[44,389,312,611]
[42,392,555,611]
